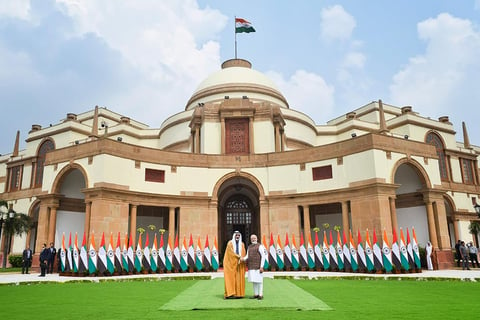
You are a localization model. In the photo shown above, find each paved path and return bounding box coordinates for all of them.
[1,268,479,284]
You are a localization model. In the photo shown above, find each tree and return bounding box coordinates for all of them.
[469,221,480,248]
[0,201,33,268]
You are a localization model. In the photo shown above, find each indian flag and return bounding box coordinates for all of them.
[284,233,293,270]
[142,233,151,271]
[79,232,88,273]
[342,230,351,271]
[60,233,66,272]
[66,232,73,272]
[382,229,393,273]
[195,237,203,271]
[88,233,97,274]
[150,234,158,272]
[72,232,79,273]
[391,228,402,270]
[114,232,123,273]
[180,236,188,272]
[365,229,375,272]
[336,230,344,271]
[411,227,421,269]
[290,234,299,270]
[276,234,285,270]
[134,233,143,273]
[173,234,181,271]
[106,233,115,274]
[97,232,107,274]
[269,233,277,270]
[372,229,383,272]
[122,233,129,272]
[299,233,308,269]
[357,230,367,272]
[406,228,415,270]
[328,231,338,270]
[203,235,211,271]
[127,234,134,272]
[322,231,330,270]
[306,234,315,269]
[211,236,219,271]
[188,234,195,270]
[262,235,269,270]
[158,233,166,272]
[399,228,410,271]
[349,230,359,272]
[165,235,173,271]
[235,17,255,33]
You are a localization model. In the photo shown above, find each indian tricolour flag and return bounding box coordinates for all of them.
[72,232,79,273]
[114,232,123,273]
[262,235,269,270]
[134,233,143,273]
[313,232,323,270]
[357,230,367,272]
[158,233,166,272]
[180,236,188,272]
[322,231,330,270]
[336,230,344,271]
[66,232,73,272]
[122,233,129,272]
[299,233,308,270]
[412,227,421,269]
[406,228,415,270]
[107,233,115,275]
[306,234,315,270]
[203,235,211,271]
[269,233,277,270]
[127,234,134,272]
[276,234,285,270]
[79,232,88,273]
[188,234,195,270]
[382,229,393,273]
[283,233,293,270]
[290,234,299,270]
[211,236,219,271]
[365,229,375,272]
[97,232,107,274]
[60,233,66,272]
[342,230,351,271]
[391,228,402,270]
[142,233,151,272]
[349,230,358,272]
[150,234,158,272]
[88,233,97,274]
[399,228,410,271]
[235,17,256,33]
[195,237,203,271]
[372,229,383,272]
[165,235,173,272]
[173,234,181,271]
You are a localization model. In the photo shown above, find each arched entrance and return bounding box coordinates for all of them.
[217,177,260,258]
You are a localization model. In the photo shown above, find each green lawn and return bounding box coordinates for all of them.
[0,277,477,319]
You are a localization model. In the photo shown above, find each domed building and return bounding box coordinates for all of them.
[0,59,479,270]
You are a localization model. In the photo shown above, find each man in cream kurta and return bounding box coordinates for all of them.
[241,234,267,300]
[223,231,246,299]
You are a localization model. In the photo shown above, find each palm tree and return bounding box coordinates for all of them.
[469,221,480,248]
[0,201,33,268]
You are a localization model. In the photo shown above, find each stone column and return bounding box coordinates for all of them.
[303,205,311,242]
[275,124,281,152]
[194,127,200,153]
[84,202,91,240]
[47,206,58,244]
[389,197,398,234]
[169,207,176,238]
[259,200,269,238]
[221,118,225,154]
[249,116,254,154]
[341,201,349,232]
[130,205,137,245]
[425,200,438,248]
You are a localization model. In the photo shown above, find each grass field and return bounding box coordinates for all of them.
[0,276,478,319]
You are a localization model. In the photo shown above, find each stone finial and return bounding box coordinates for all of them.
[462,121,471,149]
[378,99,389,134]
[91,106,99,137]
[12,130,20,157]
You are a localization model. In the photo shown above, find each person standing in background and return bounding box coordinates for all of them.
[22,245,33,274]
[47,242,56,274]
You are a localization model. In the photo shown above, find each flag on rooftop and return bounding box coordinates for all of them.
[235,17,256,33]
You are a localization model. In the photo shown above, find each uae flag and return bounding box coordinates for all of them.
[158,233,166,272]
[328,231,338,270]
[88,233,97,274]
[364,229,375,272]
[412,227,421,269]
[107,233,115,275]
[114,232,123,273]
[382,229,393,273]
[336,230,344,271]
[122,233,129,272]
[313,232,323,270]
[173,234,181,272]
[188,234,195,270]
[391,228,402,270]
[195,237,203,271]
[356,230,367,272]
[290,234,299,270]
[134,233,143,273]
[97,232,108,274]
[372,229,383,271]
[127,234,135,272]
[349,230,359,272]
[79,232,88,273]
[299,233,308,269]
[165,235,173,272]
[235,17,256,33]
[203,235,211,271]
[180,237,189,272]
[399,228,410,271]
[66,232,73,272]
[276,234,285,270]
[150,234,158,272]
[283,233,293,270]
[262,235,270,270]
[72,232,79,273]
[306,234,315,270]
[269,233,277,270]
[211,236,219,271]
[142,233,151,272]
[60,233,67,272]
[406,228,415,270]
[322,231,330,270]
[342,230,352,271]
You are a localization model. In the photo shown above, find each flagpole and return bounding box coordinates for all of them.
[234,16,237,59]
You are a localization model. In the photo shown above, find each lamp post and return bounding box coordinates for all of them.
[474,204,480,217]
[0,206,15,268]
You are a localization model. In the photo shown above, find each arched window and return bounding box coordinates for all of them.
[426,132,449,181]
[34,140,54,187]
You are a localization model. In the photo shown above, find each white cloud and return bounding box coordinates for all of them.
[320,5,356,41]
[389,13,480,116]
[0,0,30,20]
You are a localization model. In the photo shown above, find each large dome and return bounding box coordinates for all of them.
[185,59,289,110]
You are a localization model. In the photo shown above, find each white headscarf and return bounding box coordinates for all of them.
[231,231,243,255]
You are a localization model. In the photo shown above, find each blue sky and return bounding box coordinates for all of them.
[1,0,480,154]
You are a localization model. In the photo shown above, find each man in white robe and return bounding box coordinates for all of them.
[241,234,266,300]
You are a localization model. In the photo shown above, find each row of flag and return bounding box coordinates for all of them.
[262,227,422,273]
[59,232,220,275]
